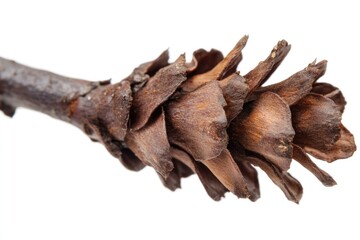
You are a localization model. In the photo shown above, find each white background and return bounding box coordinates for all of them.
[1,0,359,239]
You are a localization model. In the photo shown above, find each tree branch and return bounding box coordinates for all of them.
[0,56,132,151]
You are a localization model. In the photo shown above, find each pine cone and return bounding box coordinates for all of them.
[0,36,356,203]
[121,35,356,202]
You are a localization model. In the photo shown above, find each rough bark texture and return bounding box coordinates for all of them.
[0,36,356,203]
[0,57,101,122]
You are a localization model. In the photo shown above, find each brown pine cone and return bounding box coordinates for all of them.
[0,36,356,203]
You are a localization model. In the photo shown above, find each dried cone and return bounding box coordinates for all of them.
[0,36,356,203]
[123,35,356,203]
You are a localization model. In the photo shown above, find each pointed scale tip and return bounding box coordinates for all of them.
[234,35,249,49]
[175,53,186,65]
